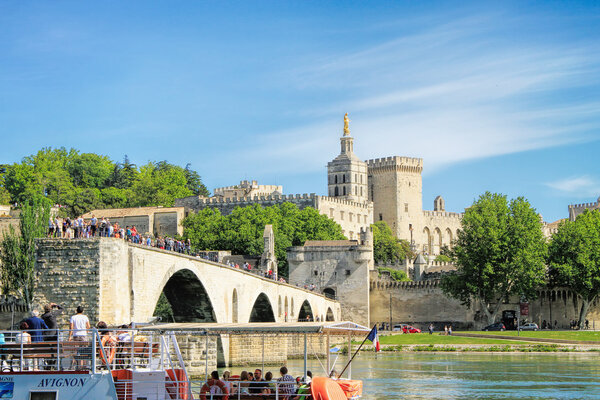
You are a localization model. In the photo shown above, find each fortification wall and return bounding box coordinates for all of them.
[369,278,600,330]
[33,239,102,327]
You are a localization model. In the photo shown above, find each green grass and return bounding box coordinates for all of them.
[363,333,533,345]
[466,330,600,341]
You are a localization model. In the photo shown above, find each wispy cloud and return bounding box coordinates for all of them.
[240,12,600,177]
[546,176,600,196]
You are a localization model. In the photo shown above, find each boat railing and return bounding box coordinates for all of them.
[0,328,180,374]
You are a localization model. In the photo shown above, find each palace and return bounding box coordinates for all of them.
[176,114,463,255]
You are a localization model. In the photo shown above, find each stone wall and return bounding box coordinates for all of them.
[568,199,600,221]
[33,239,101,327]
[288,242,372,326]
[0,216,19,237]
[369,277,600,330]
[81,207,184,237]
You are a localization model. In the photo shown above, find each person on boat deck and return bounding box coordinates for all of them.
[69,306,90,341]
[220,370,233,394]
[249,368,265,394]
[278,366,296,399]
[16,322,31,344]
[262,371,275,395]
[42,303,63,341]
[208,370,229,396]
[25,310,48,343]
[293,376,312,400]
[237,370,250,395]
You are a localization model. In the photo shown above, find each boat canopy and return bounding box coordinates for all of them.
[139,321,371,335]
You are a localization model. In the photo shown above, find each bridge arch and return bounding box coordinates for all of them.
[298,300,314,322]
[284,297,289,321]
[156,268,217,323]
[249,293,276,322]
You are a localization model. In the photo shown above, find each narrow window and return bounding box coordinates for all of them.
[379,213,383,221]
[405,203,409,212]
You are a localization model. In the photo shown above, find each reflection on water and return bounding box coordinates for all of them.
[287,353,600,399]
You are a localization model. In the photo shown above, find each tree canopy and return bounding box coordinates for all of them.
[440,192,548,325]
[548,209,600,329]
[1,148,209,216]
[0,195,51,310]
[182,203,346,277]
[372,221,413,264]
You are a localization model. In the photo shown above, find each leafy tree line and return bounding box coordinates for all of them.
[441,191,600,329]
[182,203,346,278]
[0,147,209,217]
[0,195,51,311]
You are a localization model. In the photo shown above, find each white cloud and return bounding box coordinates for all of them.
[546,176,600,196]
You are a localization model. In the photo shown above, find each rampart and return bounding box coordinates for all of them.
[369,275,600,331]
[568,199,600,221]
[366,156,423,173]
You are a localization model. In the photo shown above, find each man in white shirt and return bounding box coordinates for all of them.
[69,306,90,341]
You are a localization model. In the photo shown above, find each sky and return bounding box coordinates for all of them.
[1,1,599,222]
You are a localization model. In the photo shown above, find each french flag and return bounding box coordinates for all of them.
[367,326,380,352]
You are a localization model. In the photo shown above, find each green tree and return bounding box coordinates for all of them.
[548,209,600,329]
[377,267,410,282]
[0,165,11,204]
[183,203,346,277]
[441,192,547,325]
[372,221,413,264]
[184,164,210,197]
[0,196,51,310]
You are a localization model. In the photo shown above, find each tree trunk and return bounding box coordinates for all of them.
[480,299,497,326]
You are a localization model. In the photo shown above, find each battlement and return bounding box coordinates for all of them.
[568,201,600,210]
[366,156,423,173]
[197,193,318,205]
[319,196,373,210]
[370,279,440,290]
[422,210,463,219]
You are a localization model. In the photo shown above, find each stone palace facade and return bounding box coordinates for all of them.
[176,115,463,254]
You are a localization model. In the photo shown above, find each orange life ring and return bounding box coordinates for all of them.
[200,379,229,400]
[100,335,116,365]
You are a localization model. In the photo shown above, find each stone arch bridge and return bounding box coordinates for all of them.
[33,238,341,327]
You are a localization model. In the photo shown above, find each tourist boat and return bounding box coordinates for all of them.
[0,321,368,399]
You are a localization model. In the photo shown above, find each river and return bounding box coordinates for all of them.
[286,352,600,399]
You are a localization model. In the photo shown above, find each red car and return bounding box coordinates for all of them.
[403,325,421,334]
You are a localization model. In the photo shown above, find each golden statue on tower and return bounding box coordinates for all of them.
[343,113,350,136]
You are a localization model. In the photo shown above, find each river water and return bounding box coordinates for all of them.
[287,352,600,399]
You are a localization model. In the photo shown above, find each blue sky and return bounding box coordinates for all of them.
[1,1,599,222]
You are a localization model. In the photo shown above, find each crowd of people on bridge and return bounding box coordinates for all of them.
[47,216,333,292]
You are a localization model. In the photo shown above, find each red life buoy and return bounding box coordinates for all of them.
[200,379,229,400]
[100,335,116,365]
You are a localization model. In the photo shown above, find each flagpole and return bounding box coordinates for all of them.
[337,324,377,378]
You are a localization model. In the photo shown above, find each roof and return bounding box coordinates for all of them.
[81,206,184,218]
[138,321,371,335]
[303,240,359,247]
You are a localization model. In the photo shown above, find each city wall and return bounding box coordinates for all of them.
[369,277,600,330]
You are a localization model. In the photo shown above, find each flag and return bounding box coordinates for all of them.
[367,326,380,352]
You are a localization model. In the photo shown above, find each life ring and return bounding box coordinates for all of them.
[100,335,116,365]
[200,379,229,400]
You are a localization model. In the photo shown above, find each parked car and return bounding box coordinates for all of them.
[392,324,406,332]
[483,322,506,331]
[519,323,539,331]
[403,325,421,334]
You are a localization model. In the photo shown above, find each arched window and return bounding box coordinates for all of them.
[343,186,346,195]
[334,186,339,196]
[343,175,346,183]
[334,175,338,184]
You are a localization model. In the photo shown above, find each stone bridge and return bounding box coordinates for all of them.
[33,238,341,327]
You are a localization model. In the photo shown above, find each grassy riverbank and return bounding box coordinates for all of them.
[465,330,600,341]
[376,333,532,345]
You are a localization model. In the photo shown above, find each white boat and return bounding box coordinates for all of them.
[0,322,369,400]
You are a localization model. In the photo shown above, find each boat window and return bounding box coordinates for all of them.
[30,392,58,400]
